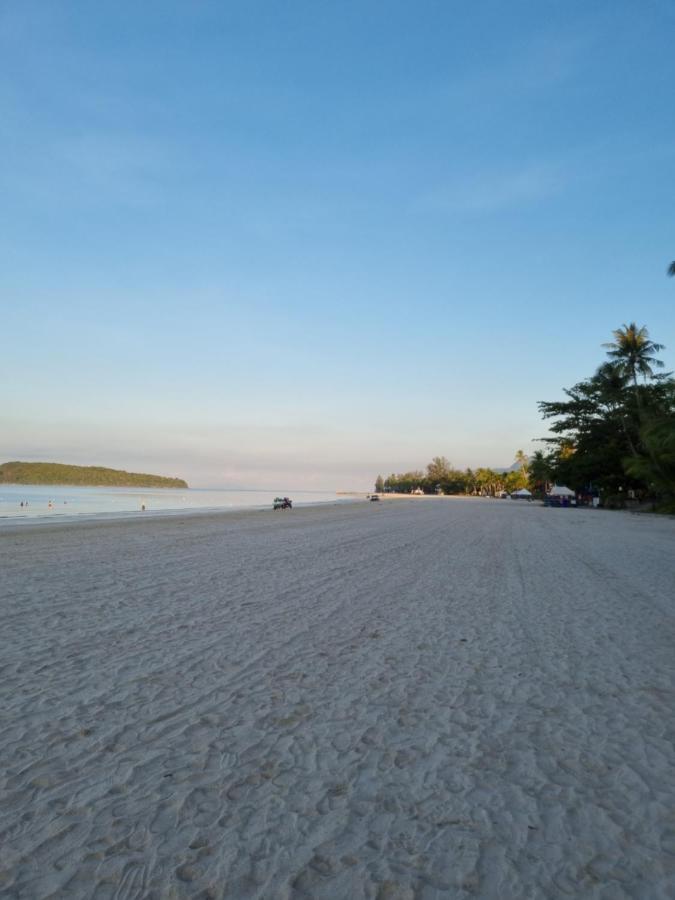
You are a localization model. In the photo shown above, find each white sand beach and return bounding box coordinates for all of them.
[1,498,674,899]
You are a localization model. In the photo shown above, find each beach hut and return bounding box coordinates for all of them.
[549,485,575,497]
[511,488,532,499]
[548,485,576,507]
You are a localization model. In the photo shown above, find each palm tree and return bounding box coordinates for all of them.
[513,449,529,488]
[528,450,552,493]
[604,324,669,478]
[603,323,665,391]
[514,449,529,468]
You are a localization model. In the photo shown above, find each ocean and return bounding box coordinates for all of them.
[0,484,353,523]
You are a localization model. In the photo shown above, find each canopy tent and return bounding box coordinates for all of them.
[511,488,532,497]
[549,485,575,497]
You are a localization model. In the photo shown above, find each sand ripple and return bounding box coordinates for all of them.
[1,500,674,898]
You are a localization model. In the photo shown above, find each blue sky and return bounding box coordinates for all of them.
[2,0,674,489]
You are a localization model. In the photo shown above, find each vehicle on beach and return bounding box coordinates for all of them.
[369,494,380,501]
[273,497,292,510]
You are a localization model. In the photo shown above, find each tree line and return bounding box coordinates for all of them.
[375,452,531,498]
[375,322,675,510]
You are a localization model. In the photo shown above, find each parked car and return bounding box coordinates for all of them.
[370,494,380,502]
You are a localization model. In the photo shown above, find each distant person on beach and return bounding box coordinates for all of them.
[141,504,146,511]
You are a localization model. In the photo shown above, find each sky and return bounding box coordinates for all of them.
[1,0,674,490]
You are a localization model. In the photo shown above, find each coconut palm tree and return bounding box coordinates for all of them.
[603,324,670,482]
[512,449,529,488]
[514,449,529,468]
[528,450,552,493]
[603,323,665,391]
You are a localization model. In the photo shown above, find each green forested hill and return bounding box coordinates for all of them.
[0,461,188,489]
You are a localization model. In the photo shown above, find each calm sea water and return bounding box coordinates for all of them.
[0,484,353,522]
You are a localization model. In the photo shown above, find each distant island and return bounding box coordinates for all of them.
[0,461,188,489]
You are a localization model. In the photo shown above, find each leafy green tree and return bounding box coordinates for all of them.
[375,474,384,492]
[592,362,638,456]
[503,470,519,493]
[539,373,643,493]
[512,450,529,488]
[422,456,471,494]
[426,456,453,484]
[464,468,475,494]
[384,470,425,493]
[473,467,501,496]
[624,419,675,502]
[528,450,553,493]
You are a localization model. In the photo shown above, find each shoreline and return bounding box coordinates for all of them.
[0,493,496,532]
[0,493,531,534]
[3,492,666,535]
[0,496,362,533]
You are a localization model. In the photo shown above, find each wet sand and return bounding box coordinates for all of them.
[1,499,674,898]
